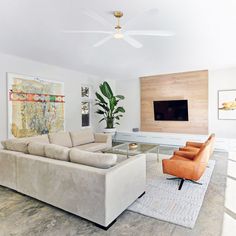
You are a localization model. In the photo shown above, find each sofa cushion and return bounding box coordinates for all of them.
[74,143,108,152]
[48,132,72,148]
[70,128,95,146]
[44,144,70,161]
[3,139,29,153]
[28,142,45,157]
[24,135,49,144]
[70,148,117,169]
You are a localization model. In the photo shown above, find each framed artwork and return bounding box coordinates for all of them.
[7,73,65,138]
[218,89,236,120]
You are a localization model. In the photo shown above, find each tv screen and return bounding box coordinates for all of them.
[153,100,189,121]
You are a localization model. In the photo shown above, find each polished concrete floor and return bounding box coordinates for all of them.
[0,148,228,236]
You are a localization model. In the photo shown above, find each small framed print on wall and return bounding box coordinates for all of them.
[218,89,236,120]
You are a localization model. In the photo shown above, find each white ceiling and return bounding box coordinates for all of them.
[0,0,236,79]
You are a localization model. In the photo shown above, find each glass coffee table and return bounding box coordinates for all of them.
[103,142,160,161]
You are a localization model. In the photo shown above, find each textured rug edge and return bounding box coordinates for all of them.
[127,160,216,229]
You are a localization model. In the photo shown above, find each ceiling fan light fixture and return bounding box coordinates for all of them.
[113,32,124,39]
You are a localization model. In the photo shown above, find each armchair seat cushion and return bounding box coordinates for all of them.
[74,143,107,152]
[179,146,200,154]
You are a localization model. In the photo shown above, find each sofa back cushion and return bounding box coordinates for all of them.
[70,128,95,146]
[1,140,7,149]
[44,144,70,161]
[70,148,117,169]
[48,132,72,148]
[2,139,29,153]
[28,142,45,157]
[24,135,50,144]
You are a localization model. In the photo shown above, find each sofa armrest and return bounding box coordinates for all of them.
[94,133,112,148]
[105,154,146,226]
[186,141,204,148]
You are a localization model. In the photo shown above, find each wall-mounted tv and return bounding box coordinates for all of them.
[153,100,189,121]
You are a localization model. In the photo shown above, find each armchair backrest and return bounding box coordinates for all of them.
[194,142,211,164]
[208,133,215,155]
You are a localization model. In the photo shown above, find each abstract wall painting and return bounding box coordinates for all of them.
[7,73,65,138]
[218,90,236,120]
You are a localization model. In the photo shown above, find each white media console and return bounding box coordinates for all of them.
[114,131,236,152]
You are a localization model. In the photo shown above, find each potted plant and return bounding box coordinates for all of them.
[95,81,125,133]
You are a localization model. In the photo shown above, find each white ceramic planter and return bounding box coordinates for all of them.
[103,128,116,134]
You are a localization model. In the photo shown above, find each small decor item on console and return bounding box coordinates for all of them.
[132,128,139,132]
[129,143,138,150]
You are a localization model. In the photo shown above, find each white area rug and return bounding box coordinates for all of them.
[128,154,215,229]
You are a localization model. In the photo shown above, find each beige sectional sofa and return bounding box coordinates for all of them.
[0,128,146,229]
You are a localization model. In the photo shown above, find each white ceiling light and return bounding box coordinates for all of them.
[113,32,124,39]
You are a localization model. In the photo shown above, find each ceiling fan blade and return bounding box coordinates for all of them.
[124,8,159,27]
[93,35,113,47]
[123,35,143,48]
[62,30,112,34]
[83,10,112,28]
[126,30,175,36]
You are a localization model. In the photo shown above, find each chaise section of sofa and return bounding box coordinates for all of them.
[69,129,112,152]
[0,148,146,228]
[0,130,146,229]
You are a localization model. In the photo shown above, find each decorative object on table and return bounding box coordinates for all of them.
[7,73,65,138]
[218,89,236,120]
[129,143,138,150]
[95,81,125,133]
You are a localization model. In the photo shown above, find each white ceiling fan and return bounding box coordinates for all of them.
[62,10,174,48]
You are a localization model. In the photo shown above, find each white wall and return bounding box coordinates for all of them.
[116,79,140,132]
[116,67,236,139]
[209,67,236,138]
[0,52,99,142]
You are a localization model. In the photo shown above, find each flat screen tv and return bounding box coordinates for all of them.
[153,100,189,121]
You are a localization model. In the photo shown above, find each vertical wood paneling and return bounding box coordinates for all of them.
[140,70,208,134]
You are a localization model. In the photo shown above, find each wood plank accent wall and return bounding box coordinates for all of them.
[140,70,208,134]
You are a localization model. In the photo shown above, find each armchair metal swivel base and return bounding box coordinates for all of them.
[167,177,202,190]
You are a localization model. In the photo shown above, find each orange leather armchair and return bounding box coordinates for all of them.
[162,143,210,190]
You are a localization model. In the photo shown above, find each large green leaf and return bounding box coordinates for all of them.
[114,106,125,114]
[116,95,125,100]
[99,82,113,99]
[109,96,117,112]
[98,118,106,123]
[95,102,109,112]
[95,92,106,104]
[96,109,105,115]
